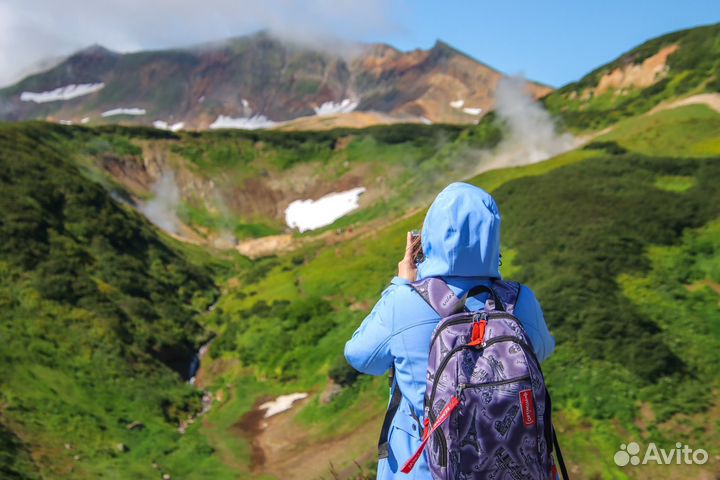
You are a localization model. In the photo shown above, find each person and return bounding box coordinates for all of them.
[344,182,555,479]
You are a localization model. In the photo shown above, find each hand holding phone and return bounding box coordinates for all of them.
[398,230,422,281]
[410,230,424,264]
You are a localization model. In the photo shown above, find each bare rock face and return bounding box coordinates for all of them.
[592,45,679,96]
[0,33,550,130]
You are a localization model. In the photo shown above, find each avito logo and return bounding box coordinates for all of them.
[614,442,709,467]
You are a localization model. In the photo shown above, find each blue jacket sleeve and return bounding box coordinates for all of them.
[344,277,406,375]
[514,285,555,363]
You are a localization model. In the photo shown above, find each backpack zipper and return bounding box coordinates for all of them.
[429,312,526,353]
[457,374,531,392]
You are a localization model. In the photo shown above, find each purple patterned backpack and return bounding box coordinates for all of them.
[401,278,568,480]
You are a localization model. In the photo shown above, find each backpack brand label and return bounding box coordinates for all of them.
[519,389,536,426]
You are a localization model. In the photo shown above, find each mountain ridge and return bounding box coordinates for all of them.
[0,32,551,129]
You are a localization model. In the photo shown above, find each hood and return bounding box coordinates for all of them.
[417,182,501,280]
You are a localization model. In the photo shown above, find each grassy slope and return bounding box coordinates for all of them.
[595,104,720,157]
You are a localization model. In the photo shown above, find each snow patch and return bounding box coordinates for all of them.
[59,120,73,125]
[80,117,90,124]
[420,117,433,125]
[259,393,308,418]
[209,115,276,130]
[101,107,146,117]
[462,107,483,115]
[450,99,482,115]
[20,83,105,103]
[153,120,185,132]
[285,187,365,233]
[313,98,359,116]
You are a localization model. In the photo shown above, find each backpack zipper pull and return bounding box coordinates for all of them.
[467,313,487,347]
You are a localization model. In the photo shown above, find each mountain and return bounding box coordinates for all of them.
[0,33,551,130]
[545,22,720,130]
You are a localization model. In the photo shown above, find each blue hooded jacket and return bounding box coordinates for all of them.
[344,183,555,479]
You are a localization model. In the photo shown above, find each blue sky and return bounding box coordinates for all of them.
[374,1,720,87]
[2,0,719,87]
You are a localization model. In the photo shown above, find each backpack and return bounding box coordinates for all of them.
[396,277,569,479]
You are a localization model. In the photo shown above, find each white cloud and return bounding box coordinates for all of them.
[0,0,405,87]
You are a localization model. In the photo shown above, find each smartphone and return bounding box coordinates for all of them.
[410,230,425,264]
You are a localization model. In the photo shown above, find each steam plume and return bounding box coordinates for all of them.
[139,170,181,234]
[477,75,577,173]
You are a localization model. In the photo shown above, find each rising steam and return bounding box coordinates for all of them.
[139,170,181,234]
[476,76,577,174]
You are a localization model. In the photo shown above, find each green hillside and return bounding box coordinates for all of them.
[0,123,231,478]
[545,23,720,131]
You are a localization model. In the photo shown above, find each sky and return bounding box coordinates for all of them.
[1,0,718,87]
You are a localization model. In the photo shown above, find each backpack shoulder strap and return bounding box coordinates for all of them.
[377,368,402,459]
[490,280,522,315]
[410,277,465,317]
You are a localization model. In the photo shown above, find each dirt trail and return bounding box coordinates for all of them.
[648,92,720,114]
[235,398,380,479]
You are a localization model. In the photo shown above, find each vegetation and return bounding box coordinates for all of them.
[52,119,501,244]
[199,105,720,478]
[594,104,720,157]
[4,101,719,477]
[0,123,231,478]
